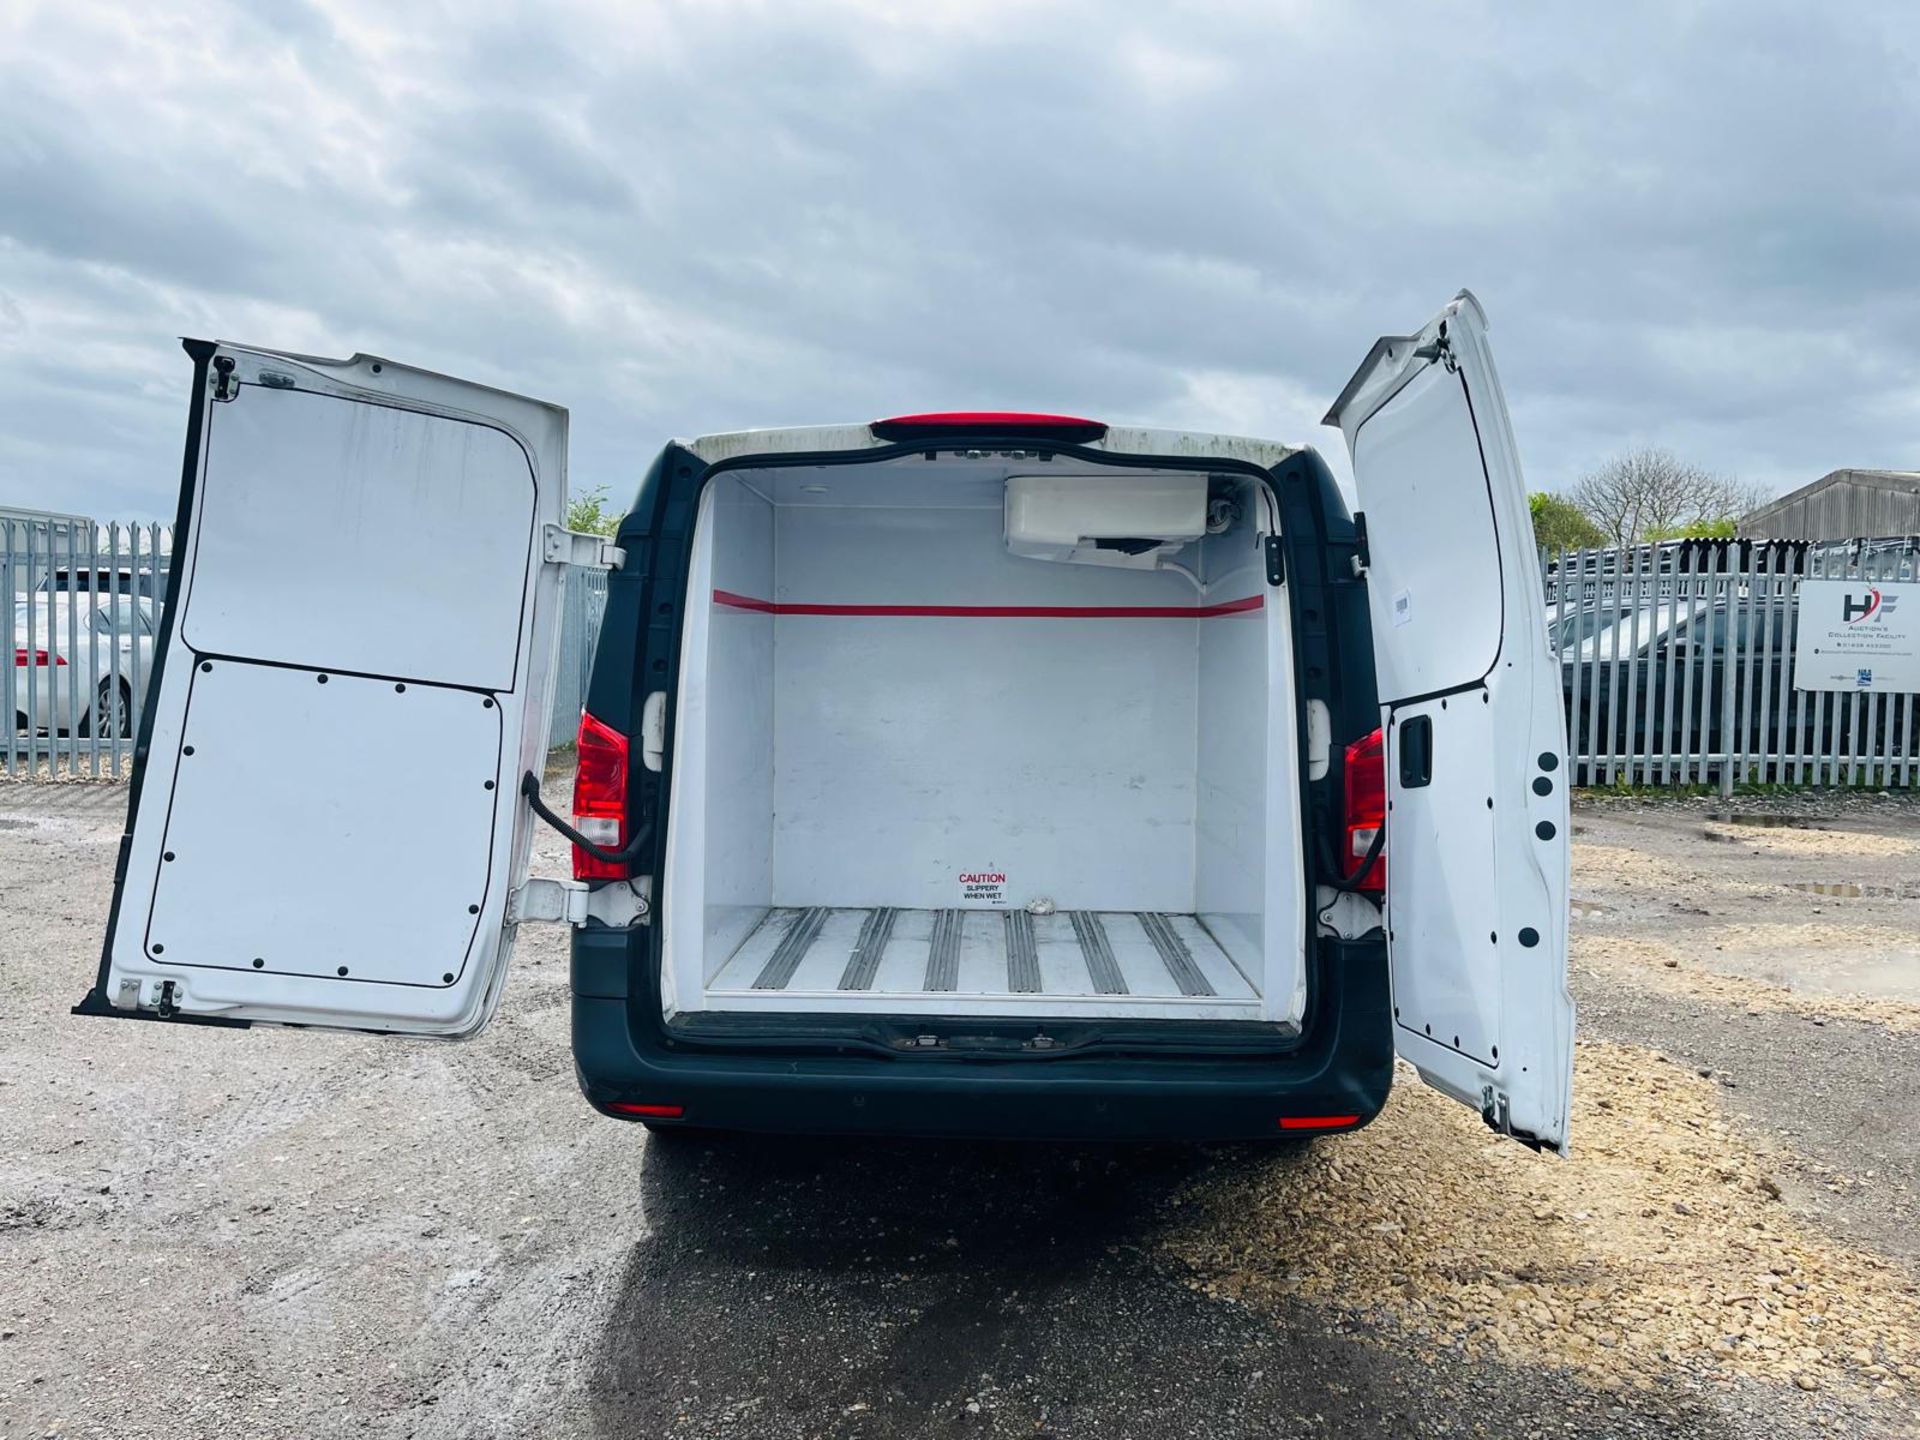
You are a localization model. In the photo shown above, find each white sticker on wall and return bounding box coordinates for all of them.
[957,870,1008,907]
[1391,588,1413,627]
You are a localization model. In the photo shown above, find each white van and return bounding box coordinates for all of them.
[80,292,1575,1152]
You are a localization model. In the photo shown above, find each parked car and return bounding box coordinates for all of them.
[1553,597,1896,763]
[10,594,155,737]
[81,292,1577,1154]
[37,563,169,596]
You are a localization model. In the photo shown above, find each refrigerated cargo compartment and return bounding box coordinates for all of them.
[658,455,1307,1028]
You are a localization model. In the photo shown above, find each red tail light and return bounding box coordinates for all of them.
[1342,728,1386,894]
[1278,1114,1362,1131]
[608,1102,683,1119]
[572,710,631,880]
[14,649,66,666]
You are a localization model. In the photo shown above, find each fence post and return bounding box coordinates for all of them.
[1551,546,1570,779]
[1,522,14,778]
[1621,544,1644,786]
[1728,545,1743,806]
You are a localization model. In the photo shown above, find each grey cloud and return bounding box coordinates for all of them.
[2,0,1917,521]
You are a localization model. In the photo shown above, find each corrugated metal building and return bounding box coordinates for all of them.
[1739,468,1920,541]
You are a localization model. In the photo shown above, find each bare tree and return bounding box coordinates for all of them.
[1570,448,1767,547]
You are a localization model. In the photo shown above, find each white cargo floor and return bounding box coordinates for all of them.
[704,907,1262,1020]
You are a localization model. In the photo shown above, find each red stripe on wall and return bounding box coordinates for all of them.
[710,589,1264,619]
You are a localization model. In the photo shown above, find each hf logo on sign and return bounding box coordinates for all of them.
[1843,588,1898,625]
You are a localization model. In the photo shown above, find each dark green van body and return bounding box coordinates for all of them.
[568,433,1390,1141]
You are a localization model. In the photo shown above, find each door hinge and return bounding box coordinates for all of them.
[1480,1085,1511,1135]
[1413,323,1459,373]
[1315,886,1383,940]
[1350,511,1371,577]
[1480,1085,1548,1152]
[543,523,625,571]
[508,876,651,928]
[211,356,240,403]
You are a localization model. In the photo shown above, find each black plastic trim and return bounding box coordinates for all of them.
[76,338,216,1020]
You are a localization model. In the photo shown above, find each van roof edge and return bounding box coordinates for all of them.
[681,424,1301,470]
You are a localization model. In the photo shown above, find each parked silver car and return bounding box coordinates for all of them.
[9,594,156,737]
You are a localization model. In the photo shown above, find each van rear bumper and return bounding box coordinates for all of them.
[569,931,1394,1143]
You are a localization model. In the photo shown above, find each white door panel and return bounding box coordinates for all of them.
[185,388,536,689]
[1328,291,1574,1154]
[87,342,569,1037]
[1383,696,1499,1064]
[1350,363,1504,704]
[145,664,502,996]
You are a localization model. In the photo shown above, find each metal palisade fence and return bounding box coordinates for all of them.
[5,519,172,778]
[547,562,610,748]
[5,515,611,777]
[9,518,1917,789]
[1546,538,1918,793]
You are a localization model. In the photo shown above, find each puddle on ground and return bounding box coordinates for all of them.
[1784,880,1917,900]
[1704,811,1837,829]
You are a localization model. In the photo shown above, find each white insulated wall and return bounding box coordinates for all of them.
[661,476,776,1000]
[769,502,1201,913]
[1194,514,1273,974]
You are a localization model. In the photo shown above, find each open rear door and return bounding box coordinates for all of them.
[78,341,570,1037]
[1326,292,1574,1153]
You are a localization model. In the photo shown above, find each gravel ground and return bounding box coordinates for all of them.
[1,778,1917,1439]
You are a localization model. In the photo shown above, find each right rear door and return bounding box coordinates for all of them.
[1326,291,1575,1155]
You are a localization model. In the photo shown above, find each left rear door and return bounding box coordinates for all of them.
[80,340,569,1037]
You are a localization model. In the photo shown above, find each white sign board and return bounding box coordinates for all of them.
[1794,579,1920,693]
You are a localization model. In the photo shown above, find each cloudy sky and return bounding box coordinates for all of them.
[2,0,1917,520]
